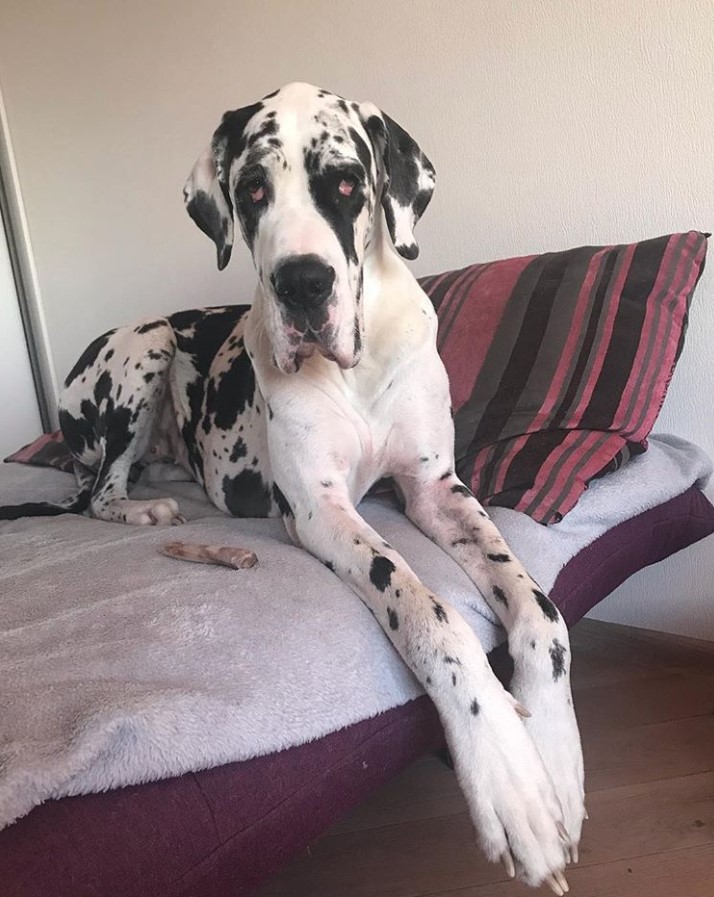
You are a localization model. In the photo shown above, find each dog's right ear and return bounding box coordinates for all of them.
[183,144,234,270]
[183,104,262,271]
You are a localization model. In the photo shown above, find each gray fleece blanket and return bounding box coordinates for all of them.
[0,434,710,830]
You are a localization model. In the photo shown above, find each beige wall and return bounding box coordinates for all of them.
[1,0,713,636]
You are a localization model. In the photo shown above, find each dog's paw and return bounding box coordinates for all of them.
[448,683,570,891]
[513,678,586,862]
[125,498,185,526]
[508,616,586,861]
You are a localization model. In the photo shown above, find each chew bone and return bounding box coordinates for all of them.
[161,541,258,569]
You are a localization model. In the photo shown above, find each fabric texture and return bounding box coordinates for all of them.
[2,481,713,897]
[420,231,708,523]
[0,435,710,833]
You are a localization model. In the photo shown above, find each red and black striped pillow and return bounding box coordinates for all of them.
[420,231,708,524]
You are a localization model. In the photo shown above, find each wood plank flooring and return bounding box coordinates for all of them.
[256,619,714,897]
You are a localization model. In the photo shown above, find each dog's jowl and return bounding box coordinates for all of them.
[1,83,584,893]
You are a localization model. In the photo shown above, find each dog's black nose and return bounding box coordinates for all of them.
[272,256,335,309]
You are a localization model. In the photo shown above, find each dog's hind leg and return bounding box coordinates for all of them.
[60,318,185,526]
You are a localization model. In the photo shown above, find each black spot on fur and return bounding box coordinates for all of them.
[104,349,114,362]
[387,607,399,630]
[470,698,480,716]
[492,586,509,607]
[533,589,560,623]
[324,560,335,572]
[222,470,272,517]
[58,407,97,456]
[353,314,362,355]
[303,147,366,264]
[549,638,567,680]
[452,673,457,686]
[206,339,256,432]
[431,599,448,623]
[229,439,247,462]
[247,118,279,147]
[93,370,113,405]
[135,320,166,335]
[320,480,333,488]
[451,537,475,547]
[370,555,396,592]
[488,553,511,563]
[143,372,155,383]
[444,655,461,666]
[64,329,116,387]
[272,484,293,517]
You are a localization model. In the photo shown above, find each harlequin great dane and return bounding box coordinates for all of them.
[1,83,584,893]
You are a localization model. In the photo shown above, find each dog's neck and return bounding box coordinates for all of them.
[361,214,436,360]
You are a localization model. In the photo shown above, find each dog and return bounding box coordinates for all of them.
[1,83,584,893]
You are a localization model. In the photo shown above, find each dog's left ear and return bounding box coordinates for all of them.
[359,103,436,260]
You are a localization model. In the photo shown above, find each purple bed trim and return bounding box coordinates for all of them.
[551,485,714,625]
[2,486,713,897]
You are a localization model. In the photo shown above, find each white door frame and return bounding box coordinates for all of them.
[0,81,58,431]
[0,207,42,455]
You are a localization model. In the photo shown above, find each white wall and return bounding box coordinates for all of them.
[0,0,712,637]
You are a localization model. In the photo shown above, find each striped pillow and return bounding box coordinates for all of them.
[420,231,708,524]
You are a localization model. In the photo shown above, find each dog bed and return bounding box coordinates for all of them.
[1,434,713,897]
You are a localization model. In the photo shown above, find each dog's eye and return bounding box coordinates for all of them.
[244,177,266,204]
[338,176,357,197]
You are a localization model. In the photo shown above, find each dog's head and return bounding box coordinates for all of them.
[184,82,435,373]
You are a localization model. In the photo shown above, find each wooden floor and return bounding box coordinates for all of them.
[256,619,714,897]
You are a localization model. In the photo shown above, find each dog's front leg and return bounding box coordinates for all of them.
[284,483,570,893]
[398,471,586,864]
